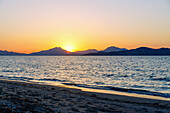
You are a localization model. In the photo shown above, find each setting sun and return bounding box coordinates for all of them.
[63,44,76,52]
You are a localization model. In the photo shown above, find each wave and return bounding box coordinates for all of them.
[37,78,68,82]
[0,76,34,81]
[0,76,69,83]
[151,77,170,82]
[62,83,170,98]
[0,75,169,98]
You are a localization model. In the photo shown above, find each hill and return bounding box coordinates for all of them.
[86,47,170,56]
[103,46,127,52]
[74,49,98,55]
[0,50,26,56]
[30,47,69,55]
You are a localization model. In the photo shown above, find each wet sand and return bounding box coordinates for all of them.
[0,79,169,113]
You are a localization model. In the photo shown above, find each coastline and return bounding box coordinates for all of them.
[0,79,169,112]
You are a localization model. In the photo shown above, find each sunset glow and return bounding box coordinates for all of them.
[0,0,170,53]
[63,44,76,52]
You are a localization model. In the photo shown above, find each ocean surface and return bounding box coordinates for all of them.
[0,56,169,98]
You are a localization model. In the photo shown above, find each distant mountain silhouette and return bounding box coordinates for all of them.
[74,49,98,55]
[86,47,170,56]
[0,50,26,56]
[1,46,169,56]
[103,46,127,52]
[73,46,127,54]
[30,47,69,55]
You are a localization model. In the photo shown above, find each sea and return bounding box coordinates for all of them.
[0,56,169,98]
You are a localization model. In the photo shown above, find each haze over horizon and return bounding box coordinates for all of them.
[1,0,170,53]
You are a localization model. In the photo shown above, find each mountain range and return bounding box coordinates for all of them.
[0,50,26,56]
[86,47,170,56]
[0,46,169,56]
[30,47,68,55]
[103,46,127,52]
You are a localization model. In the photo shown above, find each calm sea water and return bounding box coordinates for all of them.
[0,56,169,97]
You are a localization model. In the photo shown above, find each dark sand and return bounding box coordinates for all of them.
[0,79,169,113]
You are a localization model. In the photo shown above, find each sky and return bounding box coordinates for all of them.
[0,0,170,53]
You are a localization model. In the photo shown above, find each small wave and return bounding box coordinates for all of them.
[151,77,170,82]
[107,86,170,98]
[2,69,24,73]
[94,82,105,85]
[0,76,34,81]
[61,83,170,98]
[2,70,14,73]
[12,76,34,80]
[37,78,68,82]
[102,74,115,77]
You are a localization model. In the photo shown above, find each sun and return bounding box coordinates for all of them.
[63,45,76,52]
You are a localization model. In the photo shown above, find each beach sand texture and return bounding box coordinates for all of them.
[0,79,169,113]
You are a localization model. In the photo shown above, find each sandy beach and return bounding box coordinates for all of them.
[0,79,169,113]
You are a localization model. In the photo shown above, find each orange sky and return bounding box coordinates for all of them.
[0,0,170,53]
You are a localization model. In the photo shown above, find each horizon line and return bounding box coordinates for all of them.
[0,46,170,54]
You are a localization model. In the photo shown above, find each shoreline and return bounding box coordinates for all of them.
[31,80,170,101]
[1,77,169,99]
[0,79,170,112]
